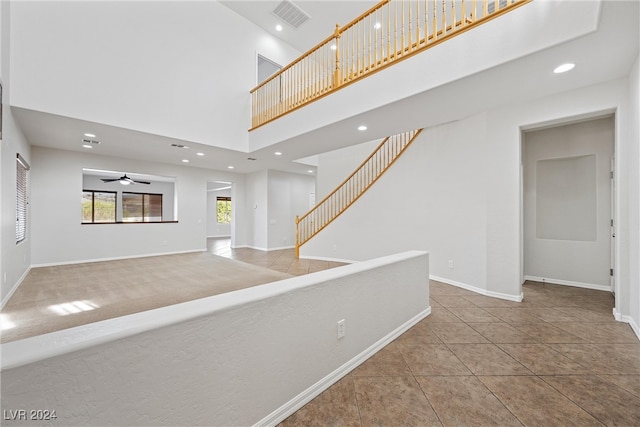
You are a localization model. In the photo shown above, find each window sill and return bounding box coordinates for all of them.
[81,221,179,225]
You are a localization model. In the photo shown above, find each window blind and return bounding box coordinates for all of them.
[16,153,30,243]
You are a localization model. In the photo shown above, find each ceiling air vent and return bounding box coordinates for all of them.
[82,139,101,145]
[171,143,189,149]
[272,0,310,29]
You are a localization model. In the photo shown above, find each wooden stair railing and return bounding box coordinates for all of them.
[251,0,531,130]
[295,128,423,257]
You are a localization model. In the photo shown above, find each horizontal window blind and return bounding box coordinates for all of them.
[123,192,162,222]
[16,154,30,243]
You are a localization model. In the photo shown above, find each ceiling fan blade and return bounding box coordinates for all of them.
[133,180,151,185]
[101,178,120,182]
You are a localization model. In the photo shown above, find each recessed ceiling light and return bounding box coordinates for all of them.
[82,144,93,149]
[330,44,337,51]
[196,152,204,156]
[553,63,575,74]
[182,159,189,163]
[308,170,314,173]
[228,165,234,169]
[275,24,283,31]
[274,151,282,156]
[358,125,367,131]
[84,133,96,138]
[374,22,382,30]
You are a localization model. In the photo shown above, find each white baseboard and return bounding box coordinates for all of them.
[299,255,356,264]
[30,249,208,268]
[524,275,610,292]
[241,245,296,252]
[254,306,431,427]
[430,275,523,302]
[0,267,31,310]
[613,308,640,341]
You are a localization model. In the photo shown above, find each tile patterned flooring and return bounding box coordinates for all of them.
[279,280,640,427]
[208,237,346,275]
[3,239,639,425]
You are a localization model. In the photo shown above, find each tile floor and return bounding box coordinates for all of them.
[280,280,640,427]
[208,237,346,275]
[3,239,639,425]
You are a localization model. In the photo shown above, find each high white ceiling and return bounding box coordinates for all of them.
[12,0,639,176]
[220,1,378,52]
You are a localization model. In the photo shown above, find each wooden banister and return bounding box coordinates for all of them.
[250,0,531,130]
[295,129,423,257]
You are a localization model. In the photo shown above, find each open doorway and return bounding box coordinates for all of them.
[207,181,233,255]
[522,115,615,292]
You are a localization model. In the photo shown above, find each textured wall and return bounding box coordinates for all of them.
[1,251,429,426]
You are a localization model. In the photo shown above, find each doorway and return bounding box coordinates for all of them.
[207,180,233,249]
[522,116,615,291]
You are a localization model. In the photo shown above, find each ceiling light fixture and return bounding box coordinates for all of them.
[228,165,235,169]
[308,170,314,173]
[119,180,131,185]
[196,152,204,156]
[275,151,282,156]
[82,144,93,149]
[330,44,337,51]
[84,133,96,138]
[182,159,189,163]
[374,22,382,30]
[553,63,575,74]
[275,24,283,31]
[358,125,367,131]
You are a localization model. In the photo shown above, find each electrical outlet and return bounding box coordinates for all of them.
[448,260,454,269]
[337,319,346,339]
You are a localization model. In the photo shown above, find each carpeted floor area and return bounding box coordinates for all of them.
[0,251,294,343]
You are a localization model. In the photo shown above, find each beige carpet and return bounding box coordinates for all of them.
[1,252,292,343]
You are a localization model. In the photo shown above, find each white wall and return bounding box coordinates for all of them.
[304,78,634,305]
[0,251,430,427]
[248,0,602,152]
[306,114,489,287]
[244,170,315,251]
[245,170,268,249]
[9,1,300,152]
[316,139,380,199]
[83,175,176,222]
[0,0,31,304]
[268,170,315,249]
[628,54,640,334]
[30,147,245,266]
[523,117,614,289]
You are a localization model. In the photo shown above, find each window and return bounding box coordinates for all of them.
[82,191,117,223]
[123,192,162,222]
[217,196,231,224]
[16,154,30,243]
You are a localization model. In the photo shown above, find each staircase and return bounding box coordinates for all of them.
[295,128,423,257]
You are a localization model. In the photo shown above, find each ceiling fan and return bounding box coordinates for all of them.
[100,174,151,185]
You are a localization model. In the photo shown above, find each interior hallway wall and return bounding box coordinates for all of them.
[0,0,31,304]
[628,53,639,333]
[303,78,633,305]
[29,146,244,266]
[523,117,614,289]
[268,170,315,250]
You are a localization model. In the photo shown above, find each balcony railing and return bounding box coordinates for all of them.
[250,0,530,130]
